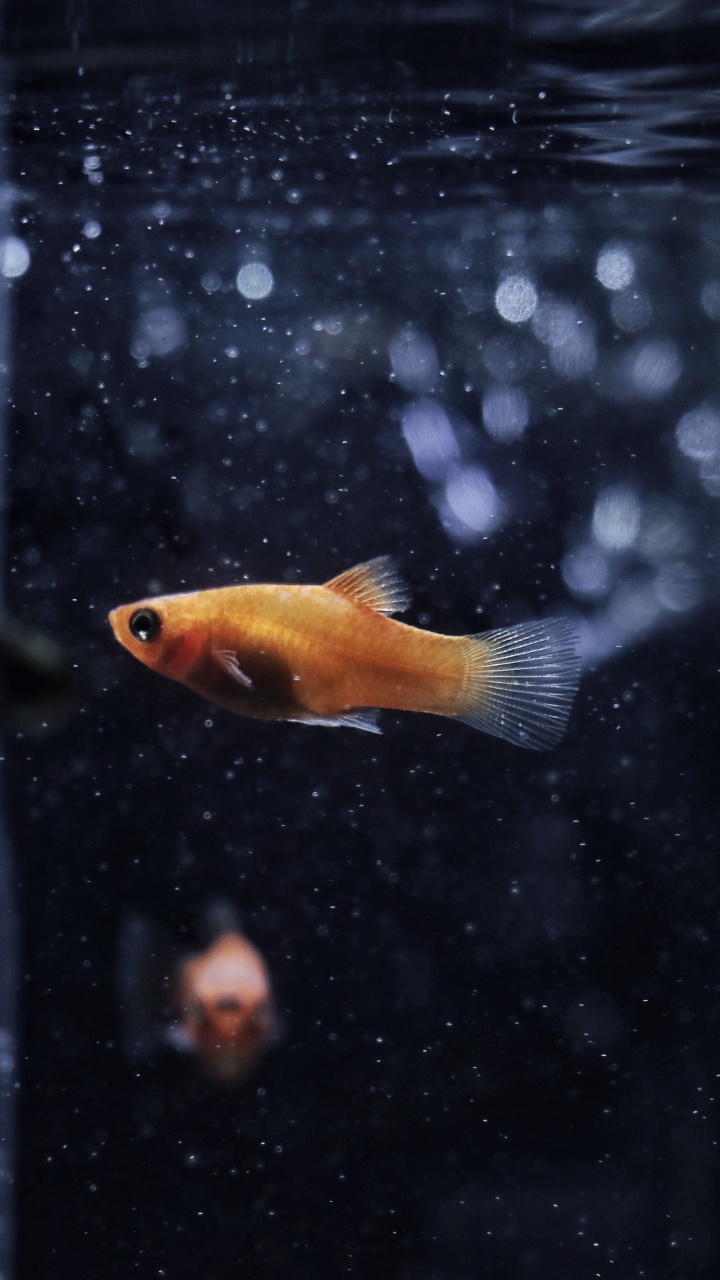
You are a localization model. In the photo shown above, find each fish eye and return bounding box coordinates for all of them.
[129,608,162,644]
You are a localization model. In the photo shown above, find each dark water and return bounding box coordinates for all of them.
[3,4,720,1278]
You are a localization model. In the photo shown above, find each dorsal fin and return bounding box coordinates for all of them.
[324,555,411,615]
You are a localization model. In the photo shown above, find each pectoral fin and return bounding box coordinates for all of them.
[214,649,254,689]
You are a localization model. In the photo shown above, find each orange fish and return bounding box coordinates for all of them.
[109,555,579,748]
[117,902,277,1083]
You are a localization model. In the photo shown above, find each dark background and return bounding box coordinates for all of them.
[3,3,720,1278]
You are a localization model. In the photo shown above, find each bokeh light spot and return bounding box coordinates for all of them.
[609,577,662,635]
[494,274,538,324]
[637,500,693,562]
[596,243,635,291]
[531,299,577,347]
[549,325,597,379]
[444,466,502,534]
[390,327,439,393]
[700,279,720,319]
[401,398,460,481]
[482,334,534,383]
[561,543,611,598]
[610,289,652,333]
[675,404,720,461]
[629,339,681,399]
[654,560,702,613]
[592,485,641,551]
[482,385,529,443]
[0,236,30,279]
[131,306,187,359]
[236,262,274,300]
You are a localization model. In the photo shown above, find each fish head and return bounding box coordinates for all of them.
[109,595,205,681]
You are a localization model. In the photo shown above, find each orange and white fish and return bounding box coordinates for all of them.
[117,902,277,1083]
[109,555,579,748]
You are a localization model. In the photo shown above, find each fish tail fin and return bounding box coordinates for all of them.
[457,617,580,749]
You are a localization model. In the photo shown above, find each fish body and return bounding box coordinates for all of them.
[110,556,579,748]
[117,902,277,1084]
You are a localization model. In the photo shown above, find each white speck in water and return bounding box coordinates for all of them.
[82,220,101,240]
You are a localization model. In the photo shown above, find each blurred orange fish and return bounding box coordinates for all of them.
[109,555,579,748]
[174,928,275,1082]
[117,902,277,1083]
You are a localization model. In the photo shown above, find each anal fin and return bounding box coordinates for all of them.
[292,708,382,734]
